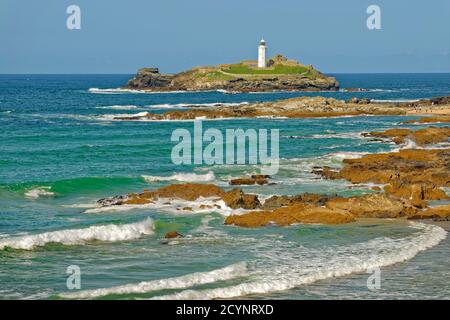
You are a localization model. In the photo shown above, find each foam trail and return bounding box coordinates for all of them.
[0,218,154,250]
[96,105,139,110]
[24,187,55,199]
[59,262,247,299]
[148,102,249,109]
[152,222,446,300]
[142,171,215,183]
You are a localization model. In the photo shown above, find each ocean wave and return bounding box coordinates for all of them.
[283,132,363,140]
[98,112,150,121]
[0,218,154,250]
[83,196,244,216]
[88,88,149,94]
[392,138,450,152]
[371,99,420,103]
[151,222,446,299]
[59,262,247,299]
[142,171,215,183]
[148,102,249,109]
[88,88,236,95]
[24,186,55,199]
[96,105,139,110]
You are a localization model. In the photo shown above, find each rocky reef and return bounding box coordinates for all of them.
[97,183,262,211]
[93,123,450,227]
[92,93,450,227]
[123,55,339,93]
[112,96,414,121]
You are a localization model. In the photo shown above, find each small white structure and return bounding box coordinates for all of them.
[258,38,267,68]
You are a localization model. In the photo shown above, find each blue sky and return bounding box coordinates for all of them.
[0,0,449,73]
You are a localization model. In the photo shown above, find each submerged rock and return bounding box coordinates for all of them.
[97,183,261,211]
[363,127,450,146]
[222,188,261,210]
[164,231,183,239]
[97,195,127,207]
[229,175,271,186]
[403,116,450,124]
[407,204,450,221]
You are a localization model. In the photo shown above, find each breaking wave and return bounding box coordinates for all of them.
[24,186,55,199]
[151,222,446,299]
[283,132,363,140]
[0,218,154,250]
[142,171,215,183]
[59,262,247,299]
[148,102,249,109]
[96,105,139,110]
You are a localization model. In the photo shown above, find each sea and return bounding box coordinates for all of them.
[0,73,449,299]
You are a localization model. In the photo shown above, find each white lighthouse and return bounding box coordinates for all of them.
[258,38,267,68]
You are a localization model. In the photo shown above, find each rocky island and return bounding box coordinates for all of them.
[123,54,339,93]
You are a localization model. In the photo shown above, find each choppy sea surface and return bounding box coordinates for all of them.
[0,74,449,300]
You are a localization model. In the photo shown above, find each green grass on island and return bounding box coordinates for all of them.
[222,63,310,75]
[190,55,325,81]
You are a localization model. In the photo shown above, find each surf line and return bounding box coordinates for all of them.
[170,120,279,175]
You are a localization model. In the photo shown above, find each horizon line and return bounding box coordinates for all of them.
[1,72,450,75]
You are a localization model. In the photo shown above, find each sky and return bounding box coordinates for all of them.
[0,0,449,74]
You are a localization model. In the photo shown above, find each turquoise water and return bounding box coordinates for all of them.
[0,74,449,299]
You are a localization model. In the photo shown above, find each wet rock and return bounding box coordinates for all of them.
[229,175,271,186]
[131,183,226,202]
[96,195,127,207]
[325,193,409,218]
[407,204,450,220]
[403,116,450,124]
[384,181,449,204]
[164,231,183,239]
[225,204,355,228]
[363,127,450,146]
[262,193,333,210]
[222,188,261,210]
[113,96,412,121]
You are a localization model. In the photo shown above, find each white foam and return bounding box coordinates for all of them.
[24,187,55,199]
[0,218,155,250]
[152,222,447,300]
[371,99,420,103]
[88,88,236,95]
[148,102,249,109]
[98,112,150,121]
[142,171,215,183]
[59,262,247,299]
[96,105,139,110]
[84,197,239,217]
[283,132,363,140]
[88,88,148,94]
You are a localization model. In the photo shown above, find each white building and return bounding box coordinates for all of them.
[258,38,267,68]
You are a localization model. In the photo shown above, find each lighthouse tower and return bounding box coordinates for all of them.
[258,38,267,68]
